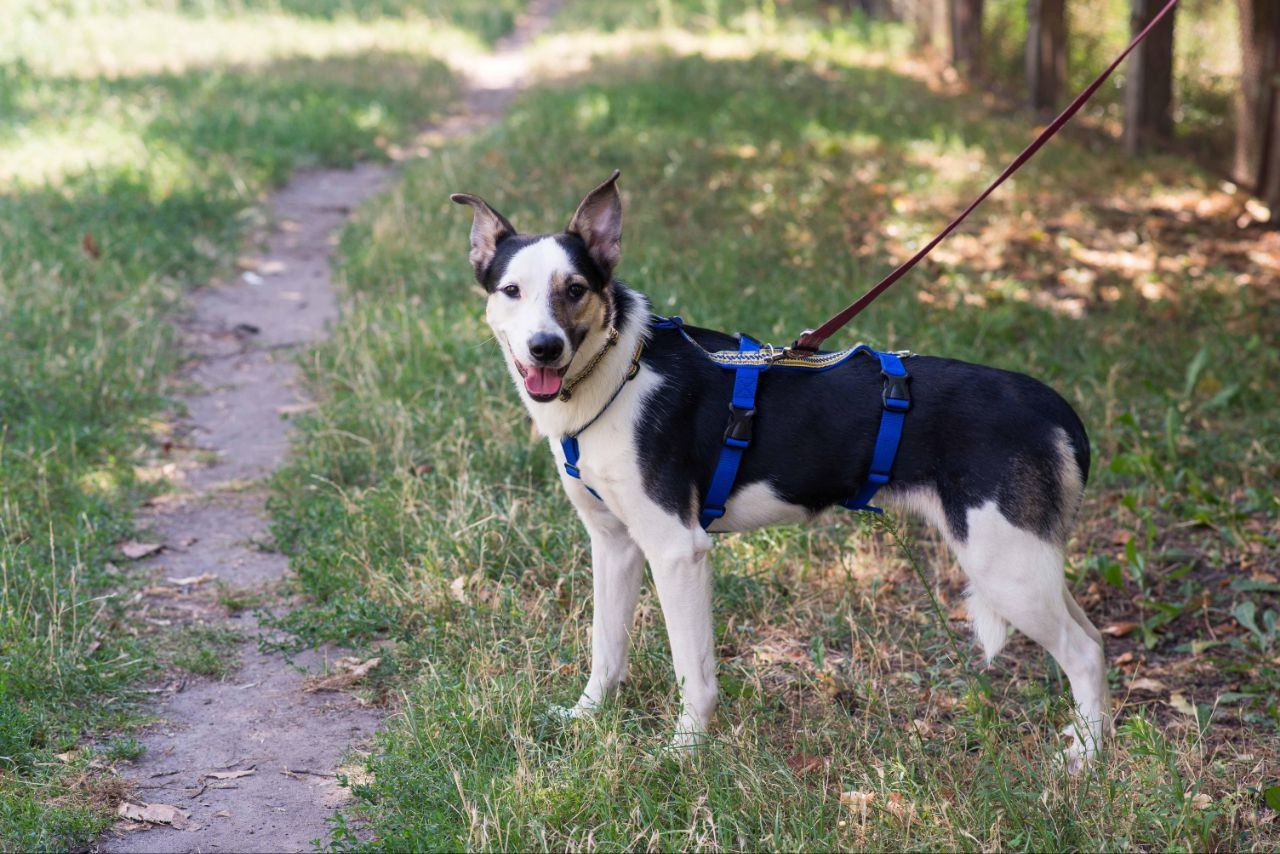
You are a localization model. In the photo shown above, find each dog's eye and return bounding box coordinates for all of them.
[500,284,520,299]
[566,282,586,301]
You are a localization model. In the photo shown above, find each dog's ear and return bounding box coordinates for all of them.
[566,170,622,280]
[450,193,516,284]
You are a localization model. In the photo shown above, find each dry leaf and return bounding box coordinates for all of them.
[166,574,217,587]
[1129,677,1166,693]
[260,260,287,275]
[206,768,255,781]
[449,575,468,603]
[1113,651,1136,666]
[303,657,381,692]
[214,810,231,818]
[121,541,163,560]
[1101,621,1139,638]
[117,802,190,829]
[1191,792,1214,810]
[885,792,916,821]
[82,232,101,259]
[840,790,876,810]
[785,754,826,775]
[55,750,77,763]
[1169,692,1198,717]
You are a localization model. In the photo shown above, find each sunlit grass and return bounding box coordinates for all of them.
[0,1,469,847]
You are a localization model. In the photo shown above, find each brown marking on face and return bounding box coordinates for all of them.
[549,272,612,350]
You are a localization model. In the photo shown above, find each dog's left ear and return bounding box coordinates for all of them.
[567,170,622,280]
[450,192,516,284]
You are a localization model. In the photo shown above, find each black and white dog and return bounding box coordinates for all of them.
[452,172,1110,771]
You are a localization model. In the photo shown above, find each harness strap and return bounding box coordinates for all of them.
[840,351,910,513]
[560,436,603,501]
[699,334,763,529]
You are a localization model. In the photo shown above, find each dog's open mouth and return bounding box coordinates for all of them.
[514,360,567,402]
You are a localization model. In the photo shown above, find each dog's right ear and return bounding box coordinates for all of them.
[450,193,516,284]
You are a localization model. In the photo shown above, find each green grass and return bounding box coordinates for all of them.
[269,7,1279,851]
[0,1,475,848]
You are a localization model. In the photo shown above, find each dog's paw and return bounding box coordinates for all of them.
[1058,723,1100,776]
[668,727,707,752]
[549,698,598,722]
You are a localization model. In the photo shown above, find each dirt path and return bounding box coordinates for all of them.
[101,5,559,851]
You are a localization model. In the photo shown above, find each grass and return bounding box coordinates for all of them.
[267,4,1280,850]
[0,0,480,848]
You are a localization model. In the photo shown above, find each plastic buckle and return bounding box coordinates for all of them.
[881,370,911,411]
[564,463,581,479]
[724,404,755,446]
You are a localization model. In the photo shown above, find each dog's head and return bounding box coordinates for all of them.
[451,171,624,403]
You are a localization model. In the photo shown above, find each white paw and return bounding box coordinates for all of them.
[550,698,598,722]
[1059,723,1100,775]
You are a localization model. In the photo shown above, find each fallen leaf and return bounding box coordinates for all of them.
[121,541,163,560]
[1169,692,1198,717]
[1128,677,1166,693]
[785,754,825,775]
[1191,792,1213,810]
[260,260,286,275]
[117,802,190,830]
[205,768,255,781]
[82,232,101,259]
[214,810,231,818]
[885,792,916,821]
[840,790,876,811]
[1101,621,1139,638]
[1113,651,1136,666]
[166,574,217,587]
[55,750,77,763]
[303,657,381,692]
[276,402,317,416]
[449,575,468,603]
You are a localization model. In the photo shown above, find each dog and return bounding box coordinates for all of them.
[451,171,1110,772]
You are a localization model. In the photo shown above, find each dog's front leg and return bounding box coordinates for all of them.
[646,532,717,748]
[565,507,645,718]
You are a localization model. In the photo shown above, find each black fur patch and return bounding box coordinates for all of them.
[630,287,1090,542]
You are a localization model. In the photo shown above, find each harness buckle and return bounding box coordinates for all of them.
[881,370,911,411]
[723,404,755,447]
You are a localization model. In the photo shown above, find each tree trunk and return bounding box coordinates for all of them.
[893,0,950,51]
[1234,0,1280,217]
[950,0,985,78]
[1026,0,1067,111]
[1123,0,1177,155]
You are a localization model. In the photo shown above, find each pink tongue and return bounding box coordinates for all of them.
[524,366,562,397]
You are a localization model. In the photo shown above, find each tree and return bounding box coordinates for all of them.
[890,0,950,52]
[1026,0,1067,111]
[1234,0,1280,218]
[1123,0,1177,155]
[950,0,985,78]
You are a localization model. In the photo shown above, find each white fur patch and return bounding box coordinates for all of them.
[486,237,573,370]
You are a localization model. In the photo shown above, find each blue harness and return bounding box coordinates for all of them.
[561,316,912,528]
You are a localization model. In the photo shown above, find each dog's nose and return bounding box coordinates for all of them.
[527,333,565,365]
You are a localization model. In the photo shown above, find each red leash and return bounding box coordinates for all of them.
[790,0,1180,354]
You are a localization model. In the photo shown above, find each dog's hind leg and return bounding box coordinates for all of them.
[955,502,1109,773]
[566,502,646,718]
